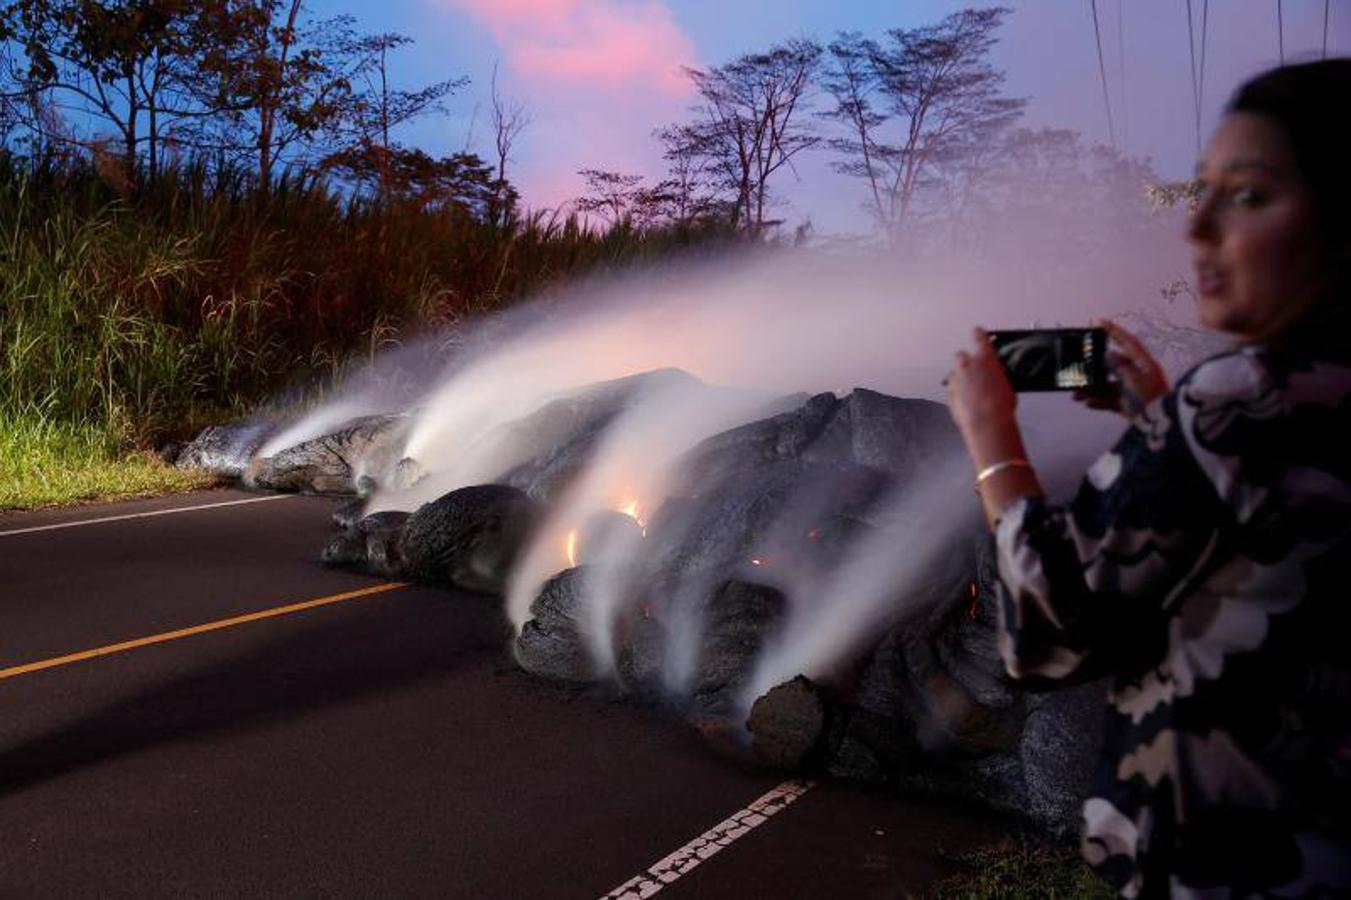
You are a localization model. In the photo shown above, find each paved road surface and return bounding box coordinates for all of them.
[0,489,999,898]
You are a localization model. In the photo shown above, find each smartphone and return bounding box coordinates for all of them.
[986,327,1108,392]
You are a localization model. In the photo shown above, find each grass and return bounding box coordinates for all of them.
[930,837,1115,899]
[0,417,218,512]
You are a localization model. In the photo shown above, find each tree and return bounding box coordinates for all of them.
[1,0,467,197]
[573,168,645,225]
[192,0,360,193]
[1,0,225,185]
[678,37,822,234]
[818,32,887,227]
[486,61,526,228]
[244,0,304,192]
[934,125,1163,264]
[653,122,730,226]
[0,38,21,146]
[822,8,1024,244]
[0,16,16,142]
[324,143,496,215]
[330,31,465,199]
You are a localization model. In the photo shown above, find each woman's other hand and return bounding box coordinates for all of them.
[947,326,1018,453]
[1073,320,1169,417]
[948,328,1044,526]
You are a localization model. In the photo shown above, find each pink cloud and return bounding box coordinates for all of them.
[443,0,695,97]
[433,0,701,213]
[517,167,588,212]
[452,0,579,26]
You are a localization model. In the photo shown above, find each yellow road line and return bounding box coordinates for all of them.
[0,582,409,681]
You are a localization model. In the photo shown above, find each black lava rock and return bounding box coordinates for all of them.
[332,498,367,529]
[513,566,596,683]
[246,414,409,495]
[320,511,410,577]
[398,484,545,594]
[175,420,274,478]
[690,580,788,714]
[746,675,840,771]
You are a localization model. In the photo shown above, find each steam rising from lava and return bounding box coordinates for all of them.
[738,451,978,714]
[261,237,1196,700]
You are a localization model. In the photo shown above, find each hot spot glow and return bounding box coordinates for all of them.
[617,496,647,535]
[565,529,578,567]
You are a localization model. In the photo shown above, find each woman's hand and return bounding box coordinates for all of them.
[1074,320,1170,417]
[948,328,1043,526]
[947,327,1018,462]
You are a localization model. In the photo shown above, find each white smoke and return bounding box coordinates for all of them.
[249,228,1210,702]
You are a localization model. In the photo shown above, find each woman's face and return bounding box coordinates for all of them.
[1189,112,1327,339]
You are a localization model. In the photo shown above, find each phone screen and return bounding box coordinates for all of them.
[986,328,1108,392]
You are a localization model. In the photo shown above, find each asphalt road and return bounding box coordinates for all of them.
[0,489,1000,898]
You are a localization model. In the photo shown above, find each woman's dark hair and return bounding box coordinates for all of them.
[1228,59,1351,306]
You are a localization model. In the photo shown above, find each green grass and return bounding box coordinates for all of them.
[0,417,218,512]
[931,837,1114,899]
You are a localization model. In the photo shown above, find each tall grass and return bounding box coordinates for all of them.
[0,151,734,508]
[1,153,733,436]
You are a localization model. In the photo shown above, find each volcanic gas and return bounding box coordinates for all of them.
[175,243,1220,835]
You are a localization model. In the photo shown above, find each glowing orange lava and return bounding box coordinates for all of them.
[618,498,643,525]
[617,496,647,536]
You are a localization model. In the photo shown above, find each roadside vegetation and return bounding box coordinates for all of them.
[0,153,730,511]
[0,418,217,510]
[931,837,1115,899]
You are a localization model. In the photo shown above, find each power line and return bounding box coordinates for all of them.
[1090,0,1117,146]
[1117,0,1129,152]
[1325,0,1331,59]
[1199,0,1209,145]
[1186,0,1202,156]
[1278,0,1285,64]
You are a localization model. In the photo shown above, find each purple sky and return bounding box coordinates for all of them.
[319,0,1348,232]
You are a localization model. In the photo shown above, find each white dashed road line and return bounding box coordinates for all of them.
[600,779,816,899]
[0,494,296,538]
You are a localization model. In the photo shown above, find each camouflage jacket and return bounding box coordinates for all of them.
[994,344,1351,898]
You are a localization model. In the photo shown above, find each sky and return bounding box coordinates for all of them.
[316,0,1350,233]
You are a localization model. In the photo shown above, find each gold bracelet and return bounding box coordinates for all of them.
[975,458,1032,488]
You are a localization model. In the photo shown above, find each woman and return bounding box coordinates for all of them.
[947,60,1351,897]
